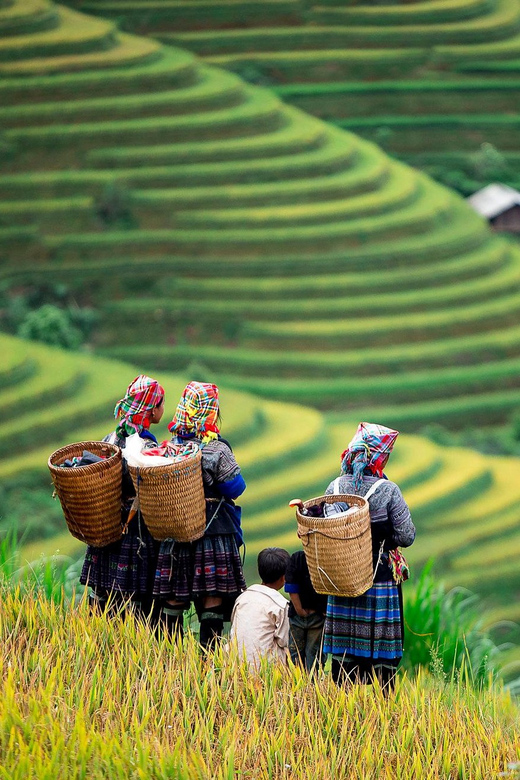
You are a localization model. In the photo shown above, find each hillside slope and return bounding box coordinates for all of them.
[2,1,520,427]
[67,0,520,187]
[2,332,520,631]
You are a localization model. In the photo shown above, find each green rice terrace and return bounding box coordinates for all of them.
[64,0,520,192]
[3,1,520,427]
[4,6,520,775]
[3,330,520,653]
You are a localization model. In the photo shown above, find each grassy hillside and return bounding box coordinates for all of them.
[3,332,520,637]
[1,590,518,779]
[3,1,520,426]
[67,0,520,191]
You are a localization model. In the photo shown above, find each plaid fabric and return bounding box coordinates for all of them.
[153,533,245,600]
[168,381,220,444]
[323,581,403,661]
[341,422,399,491]
[79,513,159,596]
[114,375,164,437]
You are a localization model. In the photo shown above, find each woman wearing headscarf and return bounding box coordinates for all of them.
[153,381,246,649]
[80,374,165,620]
[323,422,415,691]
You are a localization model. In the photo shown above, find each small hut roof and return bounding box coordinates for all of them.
[467,183,520,219]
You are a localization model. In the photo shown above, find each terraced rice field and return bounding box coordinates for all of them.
[3,0,520,427]
[3,332,520,632]
[71,0,520,164]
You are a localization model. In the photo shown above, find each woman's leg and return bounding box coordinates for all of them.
[331,656,363,686]
[88,587,108,614]
[199,595,224,650]
[161,599,188,638]
[371,662,399,696]
[132,594,162,628]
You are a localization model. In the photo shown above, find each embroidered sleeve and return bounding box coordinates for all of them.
[389,484,415,548]
[202,441,242,486]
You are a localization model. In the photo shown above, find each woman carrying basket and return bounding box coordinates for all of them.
[153,381,246,649]
[323,422,415,692]
[80,374,165,621]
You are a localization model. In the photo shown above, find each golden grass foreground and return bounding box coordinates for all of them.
[0,589,519,780]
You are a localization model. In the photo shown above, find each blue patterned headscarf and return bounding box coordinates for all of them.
[341,422,399,492]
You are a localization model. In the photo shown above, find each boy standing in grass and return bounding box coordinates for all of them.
[229,547,291,667]
[284,550,327,671]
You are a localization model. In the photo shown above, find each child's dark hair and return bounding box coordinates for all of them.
[258,547,291,584]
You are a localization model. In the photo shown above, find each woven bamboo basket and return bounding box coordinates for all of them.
[127,449,205,542]
[296,493,373,597]
[48,441,123,547]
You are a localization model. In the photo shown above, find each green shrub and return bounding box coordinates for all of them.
[18,304,82,350]
[403,562,509,687]
[95,181,136,229]
[470,141,511,178]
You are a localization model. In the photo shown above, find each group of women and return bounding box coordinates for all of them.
[80,375,246,650]
[80,374,415,684]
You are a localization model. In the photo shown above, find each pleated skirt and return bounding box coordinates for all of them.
[323,580,403,661]
[79,514,159,596]
[153,533,246,601]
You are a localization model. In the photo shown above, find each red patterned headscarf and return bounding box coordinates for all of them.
[341,422,399,491]
[114,375,164,436]
[168,381,220,444]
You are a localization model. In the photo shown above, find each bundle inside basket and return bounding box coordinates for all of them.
[127,447,205,542]
[48,440,123,547]
[295,493,373,597]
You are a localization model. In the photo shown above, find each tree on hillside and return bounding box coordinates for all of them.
[18,304,82,350]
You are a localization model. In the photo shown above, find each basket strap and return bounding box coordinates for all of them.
[364,480,386,582]
[135,467,145,557]
[363,478,386,501]
[205,497,224,533]
[372,540,386,583]
[331,477,385,499]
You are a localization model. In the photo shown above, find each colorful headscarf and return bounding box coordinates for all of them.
[341,422,399,492]
[168,381,220,445]
[114,375,165,437]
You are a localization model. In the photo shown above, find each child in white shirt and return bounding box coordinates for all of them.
[229,548,291,667]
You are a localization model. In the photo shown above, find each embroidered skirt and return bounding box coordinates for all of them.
[79,514,159,596]
[323,580,403,662]
[153,533,246,601]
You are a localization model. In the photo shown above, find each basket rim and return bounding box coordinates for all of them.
[48,440,122,470]
[296,493,368,527]
[126,448,201,475]
[302,493,368,507]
